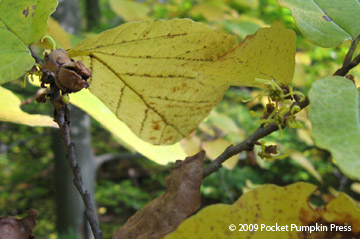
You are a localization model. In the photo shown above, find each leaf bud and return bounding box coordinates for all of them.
[61,94,70,104]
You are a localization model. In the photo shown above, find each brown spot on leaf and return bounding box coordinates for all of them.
[151,120,162,130]
[163,136,174,143]
[152,124,161,130]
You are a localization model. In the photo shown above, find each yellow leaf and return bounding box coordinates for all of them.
[351,183,360,195]
[68,19,296,145]
[68,19,236,145]
[0,86,57,128]
[319,193,360,233]
[167,182,360,238]
[70,89,187,164]
[197,21,296,88]
[166,182,318,239]
[29,74,187,164]
[46,18,71,49]
[180,133,201,156]
[189,3,228,21]
[202,138,239,170]
[109,0,150,22]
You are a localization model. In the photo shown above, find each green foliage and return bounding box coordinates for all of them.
[309,77,360,179]
[0,30,34,85]
[0,0,57,84]
[277,0,360,47]
[0,123,55,237]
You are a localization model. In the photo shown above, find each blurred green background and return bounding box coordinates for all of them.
[1,0,359,238]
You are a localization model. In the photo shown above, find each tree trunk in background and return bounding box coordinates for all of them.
[51,0,81,34]
[85,0,100,30]
[52,1,97,238]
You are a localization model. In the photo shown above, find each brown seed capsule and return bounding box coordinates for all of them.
[42,49,91,93]
[265,145,278,155]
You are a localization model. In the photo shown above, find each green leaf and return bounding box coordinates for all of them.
[68,19,296,145]
[0,23,34,85]
[0,0,58,45]
[0,86,57,128]
[0,0,58,84]
[308,76,360,179]
[277,0,360,47]
[69,89,187,164]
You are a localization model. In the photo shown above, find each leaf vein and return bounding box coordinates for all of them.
[90,54,186,138]
[85,51,213,62]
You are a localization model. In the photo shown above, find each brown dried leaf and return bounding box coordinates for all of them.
[113,151,205,239]
[0,209,37,239]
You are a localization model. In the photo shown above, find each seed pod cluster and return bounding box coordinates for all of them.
[42,49,91,93]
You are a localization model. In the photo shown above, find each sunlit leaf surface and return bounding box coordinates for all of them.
[70,89,187,164]
[68,19,296,145]
[166,182,360,238]
[0,86,57,128]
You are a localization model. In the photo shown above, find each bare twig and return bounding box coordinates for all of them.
[20,88,46,107]
[30,47,102,238]
[344,35,360,67]
[29,46,42,64]
[333,34,360,76]
[203,97,309,178]
[51,89,103,239]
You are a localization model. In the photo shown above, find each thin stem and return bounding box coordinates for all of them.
[343,34,360,67]
[29,46,42,64]
[203,97,309,178]
[51,90,103,239]
[334,34,360,76]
